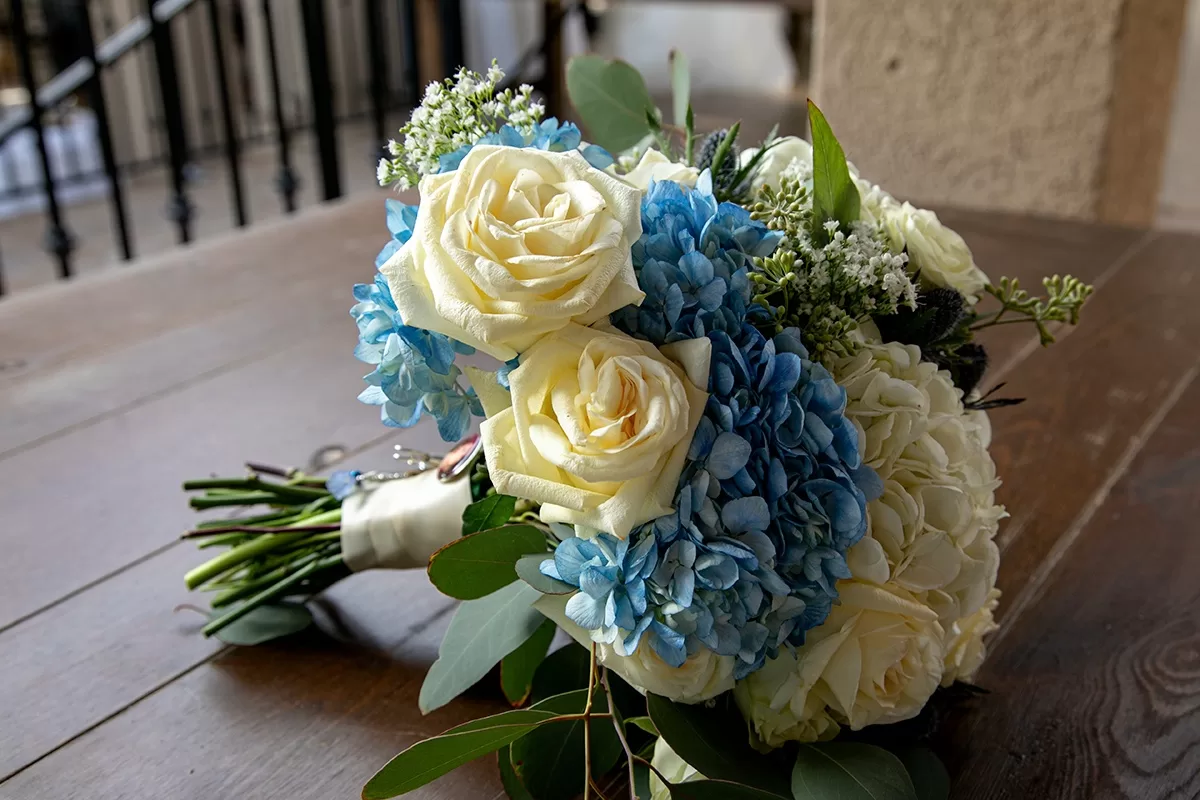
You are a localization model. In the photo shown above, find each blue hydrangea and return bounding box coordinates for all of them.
[583,177,883,678]
[351,202,481,442]
[438,118,614,173]
[610,173,781,345]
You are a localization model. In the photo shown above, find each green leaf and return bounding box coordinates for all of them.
[894,747,950,800]
[498,746,537,800]
[211,601,312,645]
[807,100,860,235]
[633,760,653,800]
[462,493,518,535]
[510,686,623,799]
[626,716,659,737]
[647,694,791,797]
[419,581,546,713]
[501,618,557,706]
[531,643,591,703]
[792,743,918,800]
[566,55,657,152]
[362,693,586,799]
[670,780,788,799]
[516,553,575,595]
[428,525,548,600]
[669,49,690,127]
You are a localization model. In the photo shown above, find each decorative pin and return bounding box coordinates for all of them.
[437,433,483,482]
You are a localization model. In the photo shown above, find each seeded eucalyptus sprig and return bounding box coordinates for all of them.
[971,275,1094,345]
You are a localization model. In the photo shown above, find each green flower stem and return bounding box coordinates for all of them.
[211,549,329,607]
[195,510,291,529]
[189,491,287,510]
[184,509,342,589]
[196,533,251,550]
[201,559,321,636]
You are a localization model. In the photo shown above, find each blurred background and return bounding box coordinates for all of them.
[0,0,1194,297]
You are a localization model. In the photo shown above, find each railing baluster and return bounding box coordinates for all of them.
[398,0,418,105]
[80,0,134,262]
[260,0,298,213]
[146,0,194,244]
[206,0,247,227]
[299,0,341,202]
[11,0,74,280]
[364,0,387,154]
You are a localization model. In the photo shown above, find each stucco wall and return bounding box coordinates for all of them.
[813,0,1124,220]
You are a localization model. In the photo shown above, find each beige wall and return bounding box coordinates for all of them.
[813,0,1187,224]
[1158,0,1200,230]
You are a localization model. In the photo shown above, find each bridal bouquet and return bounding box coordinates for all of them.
[183,54,1093,799]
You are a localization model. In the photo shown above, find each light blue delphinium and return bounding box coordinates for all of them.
[351,203,481,442]
[598,177,881,679]
[438,118,614,174]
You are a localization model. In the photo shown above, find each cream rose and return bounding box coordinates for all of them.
[535,593,736,703]
[649,738,704,800]
[481,323,710,539]
[941,588,1000,685]
[737,581,944,741]
[620,149,700,191]
[381,145,645,361]
[740,135,812,193]
[876,199,990,300]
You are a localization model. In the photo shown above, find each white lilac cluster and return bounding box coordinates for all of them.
[376,61,544,189]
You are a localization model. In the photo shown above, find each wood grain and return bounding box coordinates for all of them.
[0,435,440,782]
[978,232,1200,607]
[942,366,1200,798]
[0,201,1191,800]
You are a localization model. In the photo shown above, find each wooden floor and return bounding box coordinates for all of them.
[0,191,1197,799]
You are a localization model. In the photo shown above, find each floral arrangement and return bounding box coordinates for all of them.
[181,55,1093,799]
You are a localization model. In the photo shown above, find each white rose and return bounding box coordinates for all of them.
[481,324,710,539]
[620,149,699,191]
[740,135,812,193]
[649,738,704,800]
[381,145,645,361]
[535,594,736,703]
[736,581,944,740]
[734,653,841,747]
[877,199,990,300]
[941,588,1000,685]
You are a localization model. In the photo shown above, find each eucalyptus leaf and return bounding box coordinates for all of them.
[626,716,659,737]
[462,493,518,535]
[516,553,575,595]
[633,760,653,800]
[428,525,548,600]
[499,746,537,800]
[670,780,788,799]
[501,618,557,706]
[792,743,917,800]
[531,643,591,703]
[808,100,860,236]
[647,694,791,797]
[211,601,312,646]
[669,49,690,126]
[895,747,950,800]
[419,581,546,713]
[362,695,580,799]
[510,685,622,800]
[566,55,657,152]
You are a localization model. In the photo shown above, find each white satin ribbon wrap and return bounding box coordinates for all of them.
[340,470,474,571]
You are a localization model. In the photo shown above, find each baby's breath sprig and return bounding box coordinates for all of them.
[377,60,544,190]
[971,275,1094,345]
[748,176,917,361]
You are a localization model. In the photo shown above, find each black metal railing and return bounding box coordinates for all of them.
[0,0,452,295]
[0,0,583,297]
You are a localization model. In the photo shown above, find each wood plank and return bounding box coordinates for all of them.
[942,361,1200,797]
[0,571,509,800]
[0,324,389,630]
[0,192,389,457]
[0,433,451,782]
[979,231,1200,608]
